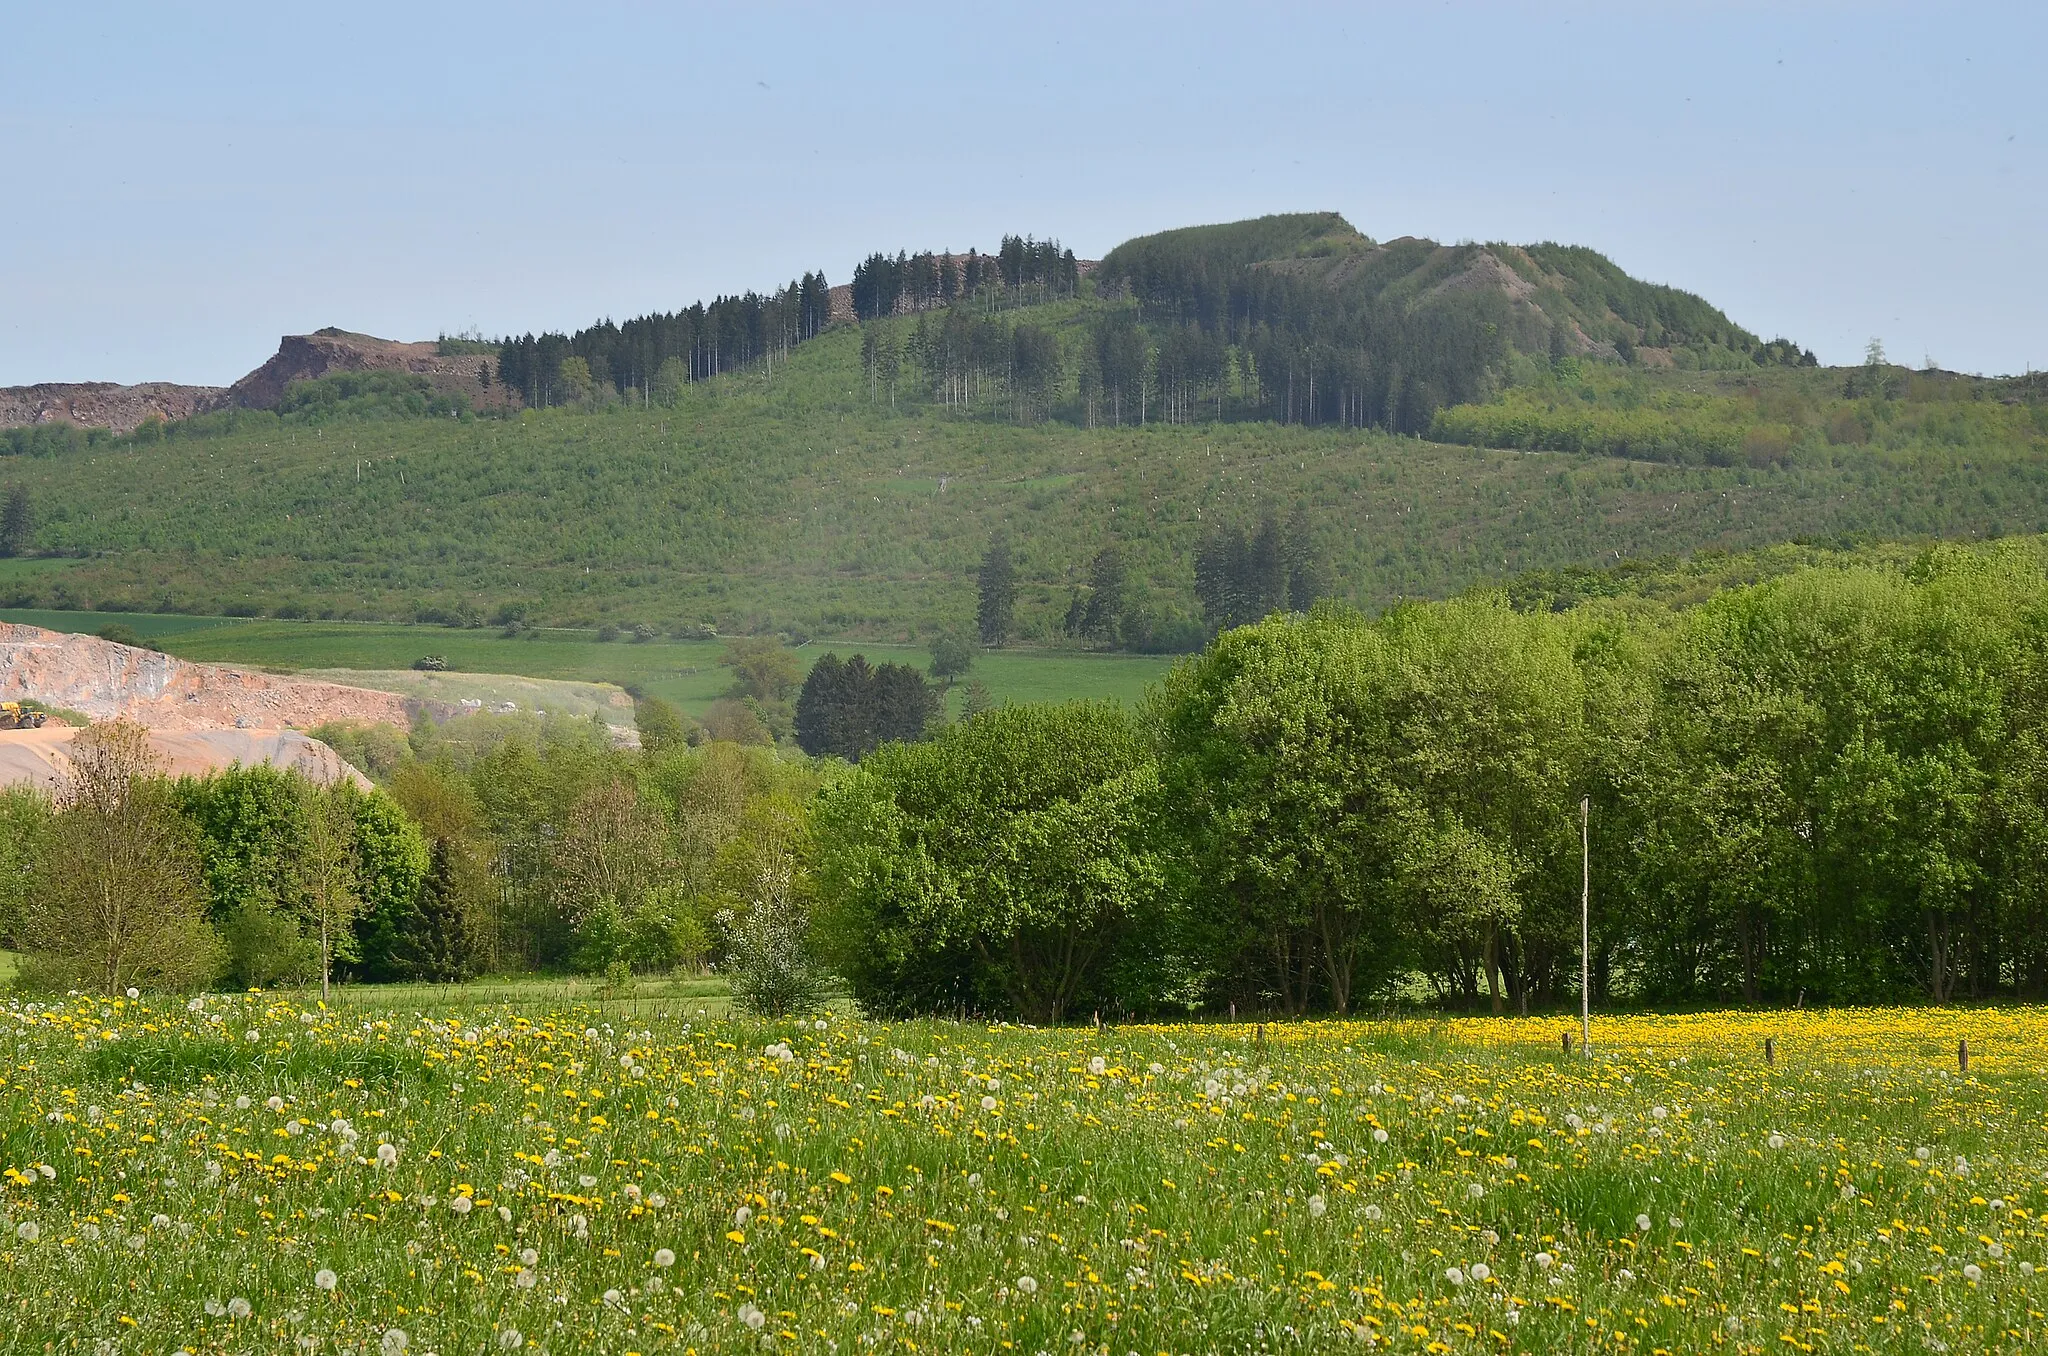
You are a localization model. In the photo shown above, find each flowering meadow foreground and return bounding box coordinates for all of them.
[2,1000,2046,1355]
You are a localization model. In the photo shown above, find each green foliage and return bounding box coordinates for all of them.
[220,898,317,988]
[0,485,34,557]
[1,423,106,458]
[8,300,2048,644]
[276,371,469,422]
[812,538,2048,1019]
[18,723,223,993]
[713,793,831,1016]
[308,720,411,780]
[812,701,1164,1021]
[94,622,151,648]
[723,637,802,706]
[976,535,1017,647]
[343,788,431,981]
[633,694,696,754]
[401,837,478,983]
[1430,362,2048,468]
[793,654,940,760]
[927,630,975,683]
[0,785,52,944]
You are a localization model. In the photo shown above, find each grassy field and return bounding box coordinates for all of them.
[2,997,2043,1353]
[0,609,1176,719]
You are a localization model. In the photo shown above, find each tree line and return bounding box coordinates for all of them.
[15,544,2048,1017]
[496,274,833,408]
[812,543,2048,1021]
[0,708,826,994]
[1093,214,1813,435]
[968,511,1328,654]
[850,236,1080,321]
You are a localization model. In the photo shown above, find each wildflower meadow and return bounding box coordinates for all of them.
[3,994,2045,1354]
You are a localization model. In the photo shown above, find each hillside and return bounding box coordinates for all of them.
[0,318,2044,641]
[0,211,2042,641]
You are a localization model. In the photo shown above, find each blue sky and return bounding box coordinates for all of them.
[4,1,2042,385]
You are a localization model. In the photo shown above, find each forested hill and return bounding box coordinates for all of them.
[0,210,2041,642]
[0,314,2042,644]
[1098,213,1812,430]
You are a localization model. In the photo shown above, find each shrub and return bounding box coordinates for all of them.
[718,862,833,1017]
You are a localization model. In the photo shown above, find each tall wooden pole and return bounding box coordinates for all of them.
[1581,796,1591,1057]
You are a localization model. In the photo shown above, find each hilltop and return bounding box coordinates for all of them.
[0,328,511,435]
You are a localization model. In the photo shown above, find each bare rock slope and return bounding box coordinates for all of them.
[0,623,410,731]
[2,328,513,433]
[223,328,508,411]
[0,725,369,793]
[0,381,228,435]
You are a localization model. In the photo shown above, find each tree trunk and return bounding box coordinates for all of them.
[1484,921,1503,1014]
[1927,912,1950,1005]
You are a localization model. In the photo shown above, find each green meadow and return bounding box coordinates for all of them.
[0,608,1174,719]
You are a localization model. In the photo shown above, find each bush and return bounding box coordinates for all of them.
[95,623,153,649]
[634,695,696,754]
[221,898,318,988]
[718,862,833,1017]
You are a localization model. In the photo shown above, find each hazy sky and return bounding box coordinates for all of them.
[4,1,2042,386]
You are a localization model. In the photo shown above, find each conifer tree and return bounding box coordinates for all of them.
[977,536,1017,646]
[0,486,33,558]
[403,837,474,983]
[1081,545,1127,643]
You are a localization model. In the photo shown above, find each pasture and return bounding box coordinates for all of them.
[0,609,1175,720]
[1,996,2043,1353]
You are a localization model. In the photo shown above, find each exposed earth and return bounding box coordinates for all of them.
[0,724,368,791]
[0,328,514,433]
[0,622,410,730]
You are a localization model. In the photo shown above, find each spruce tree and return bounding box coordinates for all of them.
[0,486,32,558]
[1283,504,1326,612]
[795,654,852,757]
[1081,545,1127,644]
[976,536,1017,646]
[870,663,941,748]
[404,837,474,983]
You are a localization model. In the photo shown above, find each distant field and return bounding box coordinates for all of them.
[0,608,1177,718]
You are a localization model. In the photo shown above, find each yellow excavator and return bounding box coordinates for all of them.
[0,701,48,730]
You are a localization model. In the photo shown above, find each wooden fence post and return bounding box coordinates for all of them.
[1959,1038,1970,1074]
[1764,1037,1775,1066]
[1562,1032,1573,1055]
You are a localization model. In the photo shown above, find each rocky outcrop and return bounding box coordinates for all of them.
[222,328,511,411]
[0,623,411,732]
[0,725,370,793]
[1,328,516,433]
[0,381,228,435]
